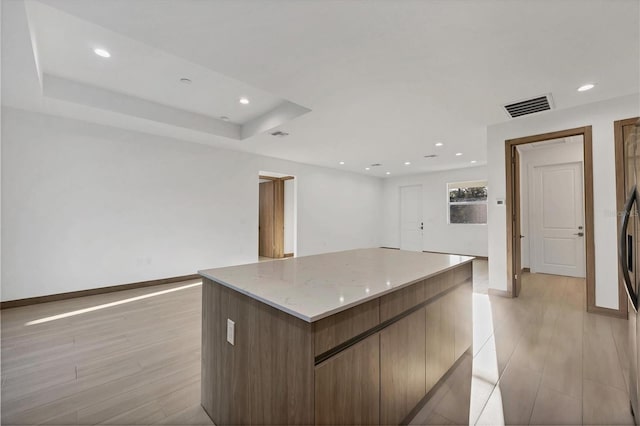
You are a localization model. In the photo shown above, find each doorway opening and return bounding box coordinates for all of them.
[505,126,606,316]
[258,171,296,260]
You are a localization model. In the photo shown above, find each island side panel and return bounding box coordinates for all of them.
[201,278,314,425]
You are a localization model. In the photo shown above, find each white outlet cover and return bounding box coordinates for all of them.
[227,319,235,345]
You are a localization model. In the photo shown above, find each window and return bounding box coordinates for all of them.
[448,180,488,224]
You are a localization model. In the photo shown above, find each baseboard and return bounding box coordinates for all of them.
[587,304,628,319]
[488,288,512,298]
[283,253,294,258]
[0,274,201,310]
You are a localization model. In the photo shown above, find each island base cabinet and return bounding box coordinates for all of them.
[314,334,380,425]
[380,308,427,426]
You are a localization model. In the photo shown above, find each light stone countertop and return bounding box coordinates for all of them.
[199,248,474,322]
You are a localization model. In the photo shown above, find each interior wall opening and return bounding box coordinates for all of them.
[258,171,296,261]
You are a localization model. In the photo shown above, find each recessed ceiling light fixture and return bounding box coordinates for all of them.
[339,161,345,165]
[404,161,411,165]
[239,97,250,105]
[435,142,444,147]
[386,171,391,175]
[93,48,111,58]
[365,167,370,170]
[470,160,477,164]
[455,152,463,156]
[577,83,595,92]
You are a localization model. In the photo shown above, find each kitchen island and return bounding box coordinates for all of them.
[199,248,473,425]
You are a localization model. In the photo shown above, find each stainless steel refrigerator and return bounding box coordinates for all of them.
[620,118,640,423]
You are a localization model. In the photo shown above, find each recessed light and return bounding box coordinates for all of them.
[578,83,595,92]
[239,97,250,105]
[435,142,444,147]
[180,78,192,84]
[386,171,391,175]
[404,161,411,165]
[365,167,370,170]
[470,160,477,164]
[339,161,345,165]
[93,48,111,58]
[455,152,463,156]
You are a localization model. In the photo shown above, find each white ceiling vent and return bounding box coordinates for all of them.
[503,94,554,118]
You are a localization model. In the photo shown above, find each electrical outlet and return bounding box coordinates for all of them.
[227,319,235,345]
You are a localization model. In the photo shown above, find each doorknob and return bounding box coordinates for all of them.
[420,222,423,230]
[574,232,584,237]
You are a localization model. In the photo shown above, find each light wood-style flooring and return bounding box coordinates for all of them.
[1,279,212,425]
[411,269,634,425]
[1,262,634,425]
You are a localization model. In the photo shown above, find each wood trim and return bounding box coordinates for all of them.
[0,274,200,309]
[504,126,605,315]
[614,117,639,320]
[587,304,628,319]
[283,252,294,258]
[488,288,511,297]
[259,175,294,181]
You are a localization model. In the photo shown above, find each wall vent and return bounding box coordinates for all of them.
[503,94,554,118]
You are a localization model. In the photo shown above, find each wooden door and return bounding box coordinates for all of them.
[513,147,523,296]
[259,180,285,258]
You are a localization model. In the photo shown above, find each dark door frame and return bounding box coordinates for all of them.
[505,126,622,318]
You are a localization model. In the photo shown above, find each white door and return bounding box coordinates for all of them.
[400,185,423,251]
[531,162,585,277]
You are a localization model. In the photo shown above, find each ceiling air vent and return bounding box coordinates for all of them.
[370,163,383,167]
[423,154,438,158]
[270,131,289,137]
[503,94,554,118]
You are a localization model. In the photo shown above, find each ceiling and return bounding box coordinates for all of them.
[3,0,639,176]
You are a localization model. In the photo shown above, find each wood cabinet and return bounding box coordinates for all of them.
[380,308,426,425]
[315,334,380,425]
[202,262,473,426]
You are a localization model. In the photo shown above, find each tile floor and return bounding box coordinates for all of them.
[1,260,634,425]
[410,264,634,425]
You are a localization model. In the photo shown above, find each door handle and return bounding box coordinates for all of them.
[620,185,638,311]
[420,222,423,230]
[573,232,584,237]
[519,235,525,239]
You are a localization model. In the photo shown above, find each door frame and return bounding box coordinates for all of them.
[505,126,614,317]
[614,117,640,317]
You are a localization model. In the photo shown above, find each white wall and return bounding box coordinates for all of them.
[488,94,640,310]
[519,140,584,268]
[1,107,383,301]
[381,166,489,257]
